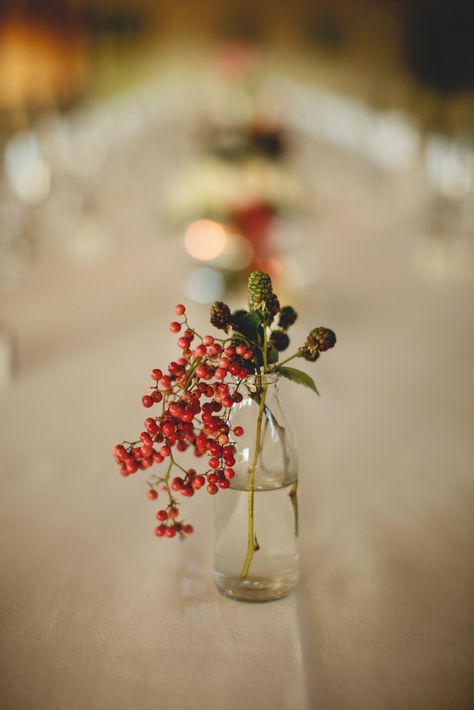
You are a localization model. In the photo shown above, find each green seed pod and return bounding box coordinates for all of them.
[248,271,273,311]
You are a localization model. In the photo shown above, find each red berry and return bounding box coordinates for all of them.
[162,423,175,438]
[151,390,163,403]
[218,479,230,489]
[177,337,189,349]
[160,445,171,458]
[156,510,168,521]
[147,489,158,500]
[208,457,219,469]
[224,468,235,479]
[194,344,207,357]
[168,506,179,519]
[113,444,126,459]
[235,344,246,355]
[169,322,181,333]
[208,473,218,484]
[151,369,162,381]
[215,368,226,380]
[171,476,183,491]
[175,304,186,315]
[224,456,236,467]
[183,524,193,534]
[142,395,153,408]
[229,363,240,376]
[233,426,244,437]
[180,485,194,497]
[165,527,176,537]
[203,335,214,346]
[159,376,171,390]
[155,525,166,537]
[192,475,206,489]
[169,403,182,418]
[145,417,158,432]
[207,483,218,495]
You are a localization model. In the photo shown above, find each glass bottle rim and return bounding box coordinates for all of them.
[235,372,281,387]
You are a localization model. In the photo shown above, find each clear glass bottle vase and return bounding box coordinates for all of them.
[214,373,299,602]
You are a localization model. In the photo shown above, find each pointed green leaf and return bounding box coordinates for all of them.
[279,366,319,395]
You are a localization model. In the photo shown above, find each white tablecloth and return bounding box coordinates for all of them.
[1,127,473,710]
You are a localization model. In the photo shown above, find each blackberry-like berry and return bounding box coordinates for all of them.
[210,301,232,331]
[298,344,320,362]
[309,327,336,351]
[278,306,298,330]
[270,330,290,351]
[248,271,273,311]
[267,293,280,317]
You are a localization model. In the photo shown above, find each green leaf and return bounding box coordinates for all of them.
[278,366,319,395]
[231,311,262,342]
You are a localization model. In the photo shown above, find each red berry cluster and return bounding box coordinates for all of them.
[113,304,248,539]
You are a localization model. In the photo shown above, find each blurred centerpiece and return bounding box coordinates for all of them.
[113,270,337,602]
[167,44,304,302]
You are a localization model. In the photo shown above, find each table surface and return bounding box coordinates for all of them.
[1,111,473,710]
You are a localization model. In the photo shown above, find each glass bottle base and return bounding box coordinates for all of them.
[214,569,298,603]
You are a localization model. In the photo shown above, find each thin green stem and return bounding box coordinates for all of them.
[271,351,301,370]
[240,377,267,579]
[240,318,269,580]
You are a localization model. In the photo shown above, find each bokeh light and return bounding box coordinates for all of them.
[184,219,228,261]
